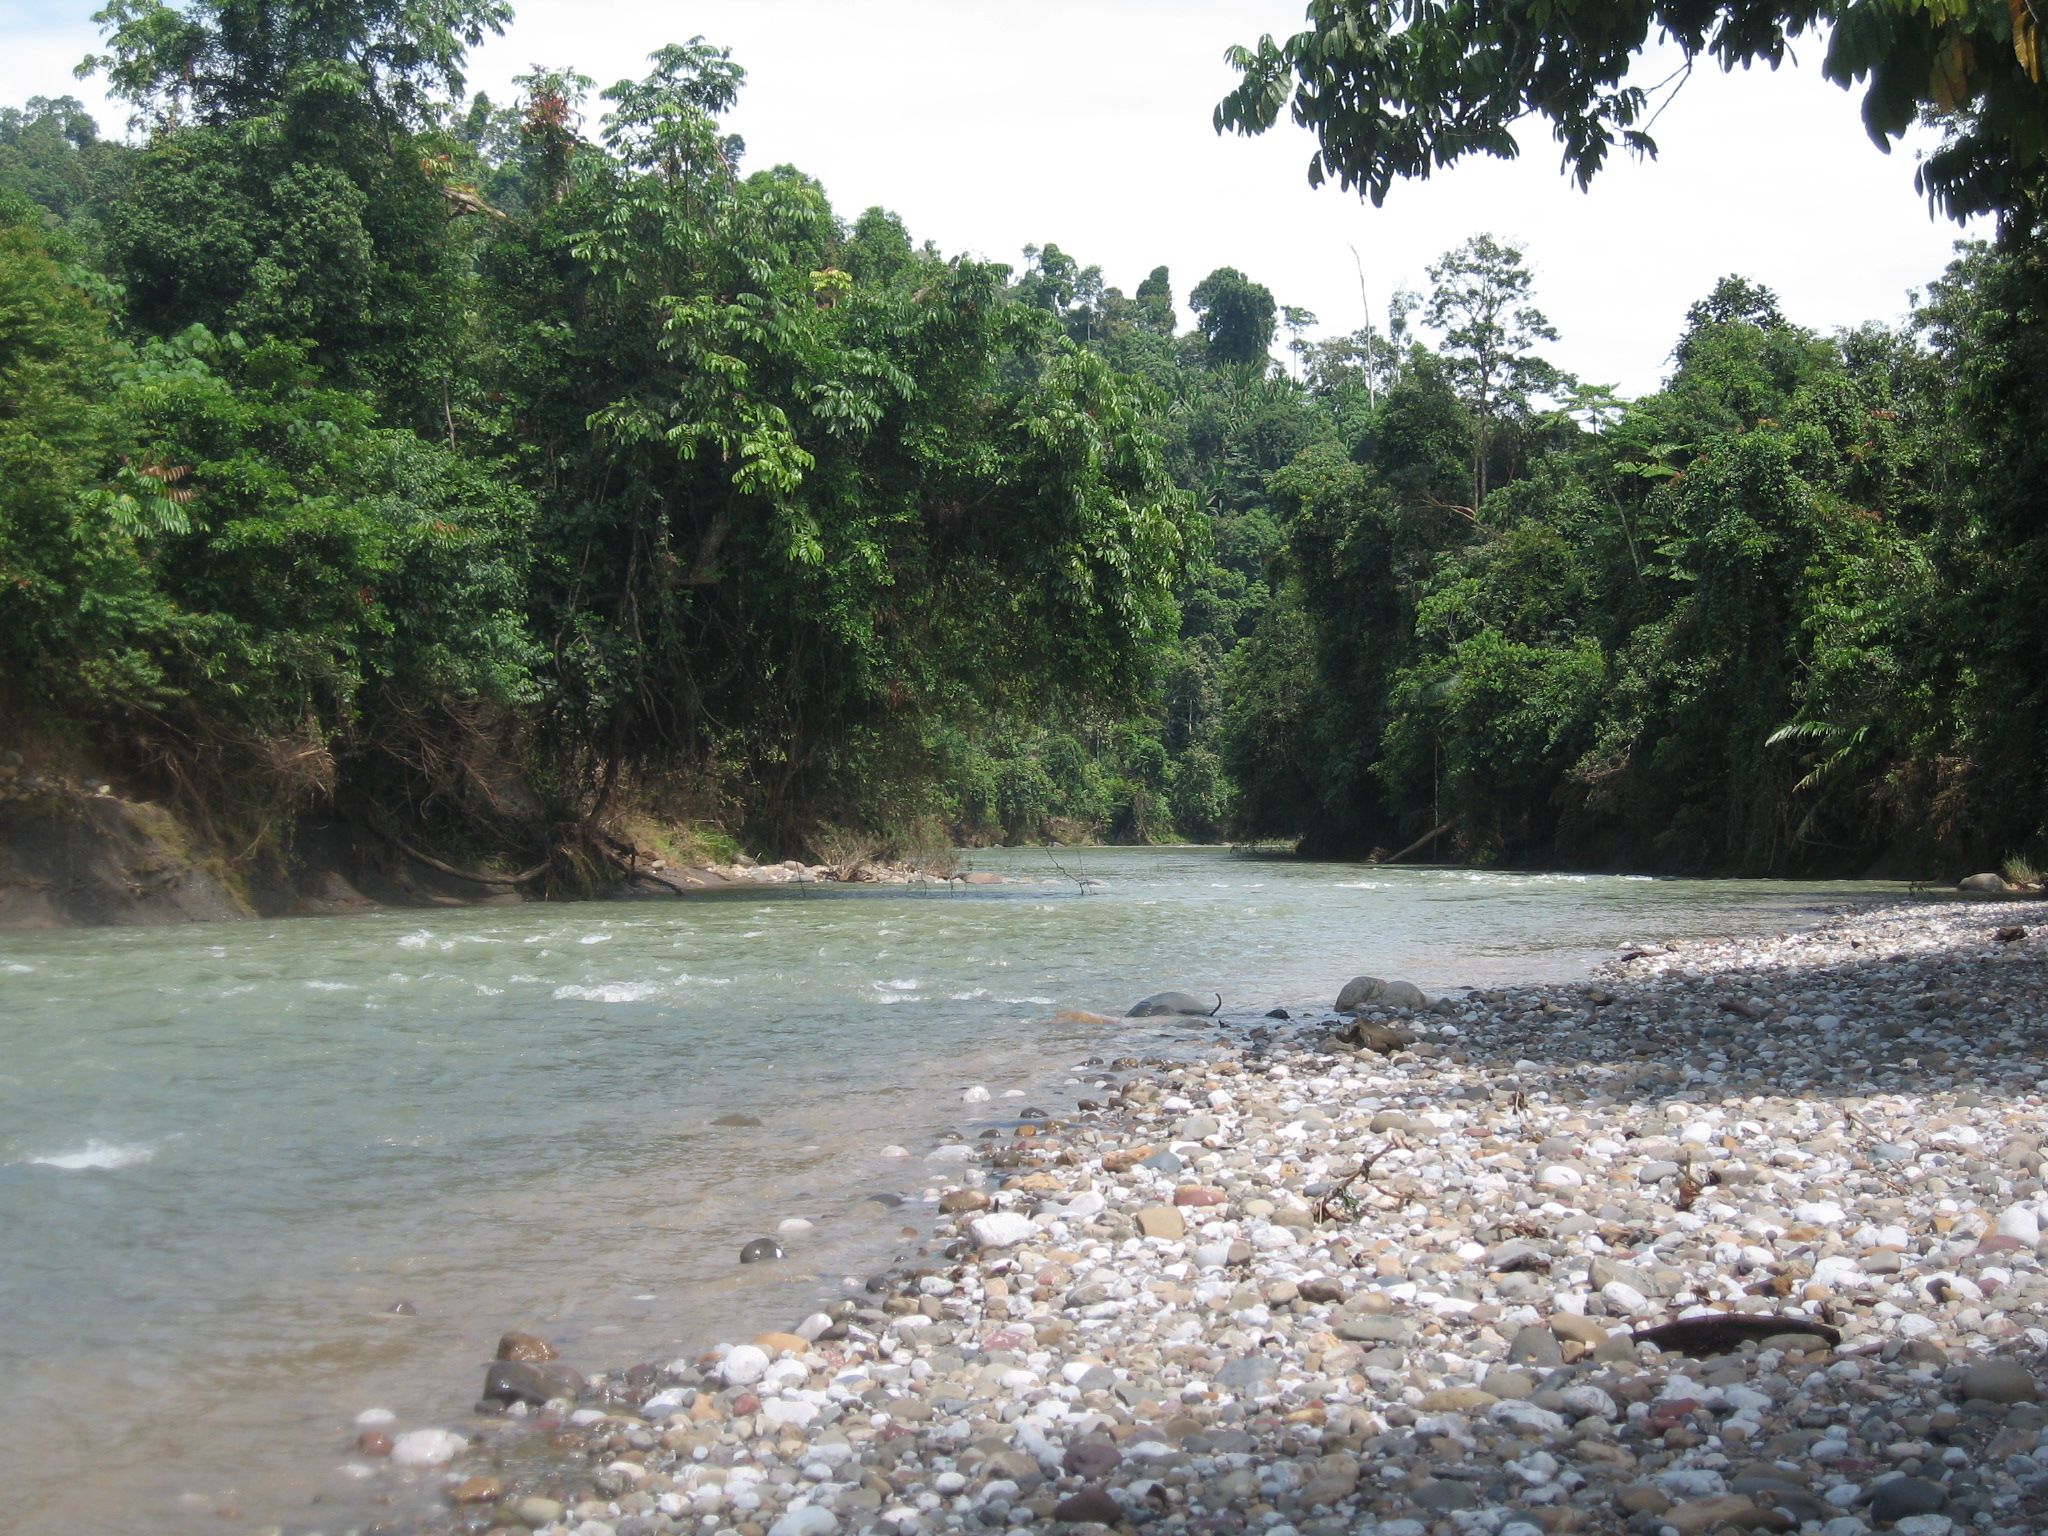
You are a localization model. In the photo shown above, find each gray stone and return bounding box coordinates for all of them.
[1126,990,1222,1018]
[1413,1480,1479,1512]
[1216,1355,1280,1390]
[1868,1476,1948,1523]
[1508,1325,1565,1367]
[1959,1360,2040,1404]
[1335,976,1430,1012]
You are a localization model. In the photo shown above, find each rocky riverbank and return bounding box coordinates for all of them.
[355,895,2048,1536]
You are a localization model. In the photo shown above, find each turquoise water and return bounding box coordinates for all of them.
[0,848,1907,1533]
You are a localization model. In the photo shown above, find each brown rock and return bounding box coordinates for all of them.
[1173,1186,1226,1207]
[1665,1496,1769,1533]
[753,1331,809,1357]
[1102,1147,1155,1174]
[1617,1486,1672,1515]
[496,1330,557,1363]
[1135,1206,1186,1239]
[1549,1313,1610,1347]
[354,1429,393,1457]
[1062,1439,1123,1478]
[939,1189,990,1214]
[450,1475,503,1505]
[1298,1277,1347,1304]
[1419,1386,1497,1412]
[1052,1487,1123,1524]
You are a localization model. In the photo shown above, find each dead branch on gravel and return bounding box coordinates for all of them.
[1314,1136,1404,1223]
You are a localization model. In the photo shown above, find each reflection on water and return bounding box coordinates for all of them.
[0,848,1908,1533]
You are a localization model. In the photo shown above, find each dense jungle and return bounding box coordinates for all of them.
[4,0,2047,894]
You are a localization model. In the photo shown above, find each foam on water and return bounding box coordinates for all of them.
[22,1139,159,1171]
[551,981,661,1003]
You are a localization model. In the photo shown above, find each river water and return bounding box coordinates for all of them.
[0,847,1907,1533]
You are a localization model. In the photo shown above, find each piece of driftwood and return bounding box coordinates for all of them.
[1631,1313,1840,1356]
[1371,819,1457,866]
[391,834,547,887]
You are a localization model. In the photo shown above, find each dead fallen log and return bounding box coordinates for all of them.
[1631,1312,1839,1357]
[1371,819,1457,866]
[390,834,547,888]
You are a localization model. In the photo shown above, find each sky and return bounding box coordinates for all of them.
[1,0,1987,398]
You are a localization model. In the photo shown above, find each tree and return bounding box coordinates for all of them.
[1134,264,1175,334]
[1189,266,1277,368]
[1214,1,2048,222]
[83,0,513,131]
[1423,235,1558,505]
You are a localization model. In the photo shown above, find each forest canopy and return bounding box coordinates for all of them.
[2,0,2046,887]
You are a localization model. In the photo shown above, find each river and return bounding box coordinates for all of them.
[0,847,1908,1533]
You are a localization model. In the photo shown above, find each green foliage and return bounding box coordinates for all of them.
[1189,266,1277,367]
[1215,1,2048,220]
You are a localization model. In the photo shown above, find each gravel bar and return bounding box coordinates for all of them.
[361,895,2048,1536]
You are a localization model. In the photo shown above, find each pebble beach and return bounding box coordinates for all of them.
[358,894,2048,1536]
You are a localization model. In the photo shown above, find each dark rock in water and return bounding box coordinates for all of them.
[482,1359,584,1407]
[942,1237,972,1260]
[1125,990,1222,1018]
[1062,1438,1124,1479]
[1265,1007,1290,1019]
[1076,1098,1102,1112]
[738,1237,783,1264]
[386,1299,417,1315]
[355,1428,394,1456]
[713,1112,763,1127]
[1052,1488,1123,1524]
[863,1192,905,1208]
[497,1330,557,1363]
[1020,1106,1048,1119]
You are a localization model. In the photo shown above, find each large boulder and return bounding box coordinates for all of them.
[1335,975,1430,1012]
[1959,872,2013,896]
[1125,990,1222,1018]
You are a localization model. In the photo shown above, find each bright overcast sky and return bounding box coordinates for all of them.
[4,0,1985,398]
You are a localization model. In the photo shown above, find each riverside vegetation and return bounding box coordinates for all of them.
[3,0,2048,905]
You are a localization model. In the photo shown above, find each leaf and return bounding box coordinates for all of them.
[1929,32,1976,111]
[2017,0,2044,83]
